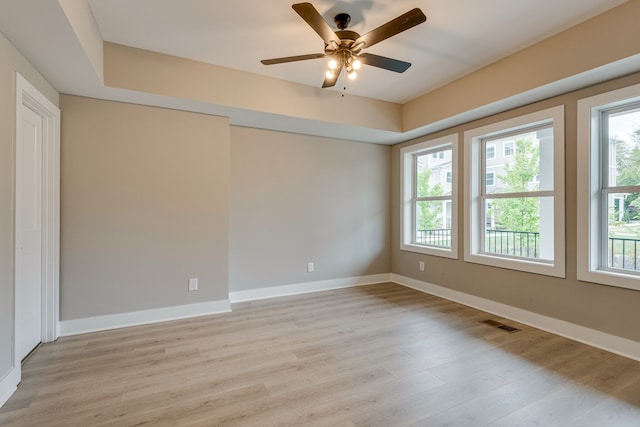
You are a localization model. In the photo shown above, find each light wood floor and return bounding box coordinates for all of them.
[2,283,640,426]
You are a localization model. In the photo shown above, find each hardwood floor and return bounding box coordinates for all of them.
[2,282,639,426]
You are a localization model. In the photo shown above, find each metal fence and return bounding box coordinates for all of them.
[609,237,640,271]
[485,229,539,258]
[416,229,451,247]
[417,229,640,271]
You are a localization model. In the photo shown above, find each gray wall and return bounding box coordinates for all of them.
[392,71,640,343]
[0,32,58,385]
[230,126,391,291]
[58,98,391,320]
[60,96,230,320]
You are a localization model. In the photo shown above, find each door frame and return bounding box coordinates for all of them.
[14,73,60,366]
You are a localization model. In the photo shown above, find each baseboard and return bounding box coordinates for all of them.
[59,299,231,337]
[391,274,640,362]
[229,273,392,303]
[0,366,19,409]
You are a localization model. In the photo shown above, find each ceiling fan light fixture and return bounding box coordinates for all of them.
[262,4,426,89]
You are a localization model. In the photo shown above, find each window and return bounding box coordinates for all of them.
[504,141,514,157]
[486,144,496,159]
[578,83,640,291]
[401,133,458,258]
[485,171,495,187]
[464,106,565,277]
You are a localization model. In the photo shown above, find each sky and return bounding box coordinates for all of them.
[609,109,640,143]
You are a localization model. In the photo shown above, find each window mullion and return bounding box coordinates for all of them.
[485,190,554,199]
[416,195,451,202]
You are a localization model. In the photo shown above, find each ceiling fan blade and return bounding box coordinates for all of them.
[322,62,343,88]
[358,53,411,73]
[292,3,340,47]
[355,8,426,49]
[261,53,326,65]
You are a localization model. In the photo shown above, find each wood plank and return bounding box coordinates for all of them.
[1,283,639,426]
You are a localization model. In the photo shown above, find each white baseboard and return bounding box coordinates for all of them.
[59,299,231,337]
[0,366,19,409]
[229,273,392,303]
[391,274,640,362]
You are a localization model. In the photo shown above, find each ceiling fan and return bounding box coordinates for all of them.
[261,2,427,88]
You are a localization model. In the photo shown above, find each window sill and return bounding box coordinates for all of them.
[464,252,565,278]
[577,268,640,292]
[401,243,458,259]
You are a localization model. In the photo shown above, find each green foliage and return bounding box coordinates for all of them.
[613,129,640,222]
[491,138,540,232]
[416,167,444,230]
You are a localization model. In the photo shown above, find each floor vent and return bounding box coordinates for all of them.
[482,319,521,333]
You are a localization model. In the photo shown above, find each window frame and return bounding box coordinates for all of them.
[401,133,458,258]
[464,106,565,277]
[577,83,640,291]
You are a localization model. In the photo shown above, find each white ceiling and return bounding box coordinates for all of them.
[0,0,633,144]
[87,0,627,103]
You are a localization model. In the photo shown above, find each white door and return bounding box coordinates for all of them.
[16,104,43,360]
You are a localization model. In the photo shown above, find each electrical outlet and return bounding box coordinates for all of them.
[307,262,314,272]
[188,278,198,291]
[419,261,425,271]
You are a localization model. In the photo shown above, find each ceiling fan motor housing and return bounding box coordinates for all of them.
[334,12,351,30]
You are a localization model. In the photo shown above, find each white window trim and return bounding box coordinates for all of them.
[577,83,640,291]
[464,106,565,277]
[401,133,458,259]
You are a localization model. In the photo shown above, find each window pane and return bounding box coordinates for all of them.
[484,196,554,260]
[415,200,451,247]
[416,150,452,197]
[606,192,640,272]
[607,107,640,188]
[484,127,553,194]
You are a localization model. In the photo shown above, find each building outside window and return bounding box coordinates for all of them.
[504,141,514,157]
[486,144,496,159]
[485,171,495,187]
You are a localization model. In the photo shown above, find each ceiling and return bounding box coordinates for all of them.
[0,0,632,143]
[86,0,626,103]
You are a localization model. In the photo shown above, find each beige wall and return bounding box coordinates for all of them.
[60,96,230,319]
[392,70,640,343]
[0,32,58,389]
[104,43,402,133]
[230,126,391,291]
